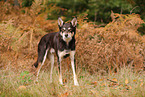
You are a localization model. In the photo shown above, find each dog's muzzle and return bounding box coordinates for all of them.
[65,34,68,38]
[60,31,73,42]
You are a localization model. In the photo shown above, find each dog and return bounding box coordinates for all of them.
[33,17,79,86]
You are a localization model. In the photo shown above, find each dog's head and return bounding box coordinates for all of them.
[58,17,77,43]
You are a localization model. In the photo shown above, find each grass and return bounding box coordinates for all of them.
[0,66,145,97]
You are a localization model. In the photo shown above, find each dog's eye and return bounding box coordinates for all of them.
[62,28,66,31]
[68,29,72,31]
[68,28,72,31]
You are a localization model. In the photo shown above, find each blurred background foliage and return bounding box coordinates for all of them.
[1,0,145,23]
[19,0,145,23]
[6,0,144,34]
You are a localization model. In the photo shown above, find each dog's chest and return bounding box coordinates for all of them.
[49,32,75,58]
[58,50,71,58]
[50,48,72,58]
[57,38,75,51]
[50,48,55,53]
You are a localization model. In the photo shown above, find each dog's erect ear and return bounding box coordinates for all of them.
[71,17,77,27]
[58,17,64,27]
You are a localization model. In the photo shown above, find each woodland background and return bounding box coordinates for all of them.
[0,0,145,97]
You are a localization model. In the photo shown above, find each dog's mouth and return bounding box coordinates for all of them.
[63,36,72,42]
[60,31,74,42]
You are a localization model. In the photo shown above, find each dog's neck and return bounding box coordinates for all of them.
[56,32,75,51]
[58,32,74,46]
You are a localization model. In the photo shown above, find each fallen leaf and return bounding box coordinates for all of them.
[118,84,123,89]
[112,78,118,82]
[125,85,132,90]
[99,79,103,81]
[18,85,26,90]
[125,79,129,84]
[109,82,118,86]
[140,82,143,87]
[128,86,132,89]
[91,90,98,96]
[101,83,106,86]
[133,79,136,82]
[91,81,98,86]
[59,91,70,97]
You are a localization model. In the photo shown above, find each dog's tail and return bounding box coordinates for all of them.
[33,61,38,68]
[30,61,38,73]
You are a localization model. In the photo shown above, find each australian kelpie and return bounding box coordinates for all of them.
[33,17,79,86]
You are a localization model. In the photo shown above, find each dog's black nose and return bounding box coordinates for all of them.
[65,34,68,37]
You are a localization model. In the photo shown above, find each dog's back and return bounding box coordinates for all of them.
[34,32,57,68]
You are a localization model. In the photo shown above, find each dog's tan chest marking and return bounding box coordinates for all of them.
[50,48,55,54]
[58,50,71,58]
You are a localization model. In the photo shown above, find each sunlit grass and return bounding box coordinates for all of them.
[0,66,145,97]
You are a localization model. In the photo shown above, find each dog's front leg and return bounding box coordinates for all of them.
[57,57,63,85]
[70,51,79,86]
[58,50,68,85]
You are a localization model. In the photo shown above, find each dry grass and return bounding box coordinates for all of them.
[76,13,145,74]
[0,66,145,97]
[0,1,145,97]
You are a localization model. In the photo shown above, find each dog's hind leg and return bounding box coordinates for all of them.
[57,57,63,85]
[57,52,63,85]
[36,48,49,82]
[49,53,54,83]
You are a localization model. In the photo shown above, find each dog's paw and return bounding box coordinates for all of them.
[74,81,79,86]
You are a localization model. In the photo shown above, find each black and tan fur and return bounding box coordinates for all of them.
[33,17,79,86]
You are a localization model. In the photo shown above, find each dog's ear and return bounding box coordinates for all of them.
[71,17,77,27]
[58,17,64,27]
